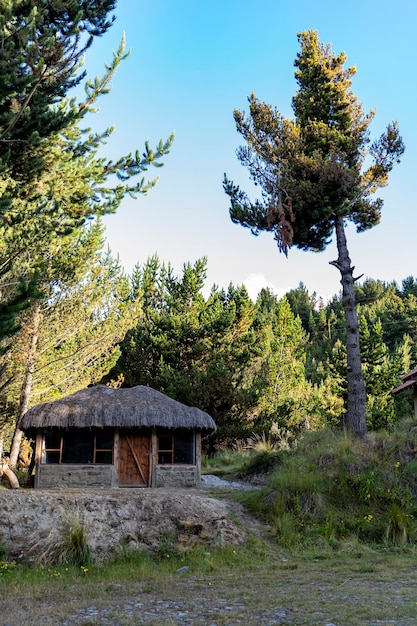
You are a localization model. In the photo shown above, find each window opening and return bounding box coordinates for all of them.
[157,429,194,464]
[94,432,113,464]
[62,431,94,464]
[43,429,113,464]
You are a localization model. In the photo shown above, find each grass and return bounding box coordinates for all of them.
[237,423,417,549]
[33,507,92,567]
[206,421,417,550]
[202,446,250,477]
[2,540,417,624]
[203,431,290,479]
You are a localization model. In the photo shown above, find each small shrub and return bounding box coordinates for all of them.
[38,508,92,567]
[0,542,8,562]
[385,503,410,545]
[153,533,181,562]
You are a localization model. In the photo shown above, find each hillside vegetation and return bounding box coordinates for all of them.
[234,420,417,549]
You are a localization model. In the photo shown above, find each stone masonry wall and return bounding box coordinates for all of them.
[155,465,197,488]
[37,465,115,489]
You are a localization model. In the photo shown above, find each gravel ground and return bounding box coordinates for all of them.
[56,597,292,625]
[201,474,258,490]
[4,565,417,626]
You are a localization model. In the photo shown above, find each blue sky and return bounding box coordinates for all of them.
[81,0,416,301]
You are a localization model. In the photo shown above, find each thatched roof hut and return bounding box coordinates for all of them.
[20,385,216,432]
[21,386,216,490]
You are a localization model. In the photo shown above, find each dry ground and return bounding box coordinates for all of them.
[2,536,417,624]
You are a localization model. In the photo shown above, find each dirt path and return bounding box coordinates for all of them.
[3,557,417,625]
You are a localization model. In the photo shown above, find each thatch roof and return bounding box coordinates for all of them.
[19,385,216,432]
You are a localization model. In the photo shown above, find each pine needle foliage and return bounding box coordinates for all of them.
[0,1,173,346]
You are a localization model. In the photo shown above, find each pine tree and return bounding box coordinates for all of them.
[4,220,141,467]
[252,293,315,433]
[0,2,173,454]
[0,1,173,346]
[224,30,404,435]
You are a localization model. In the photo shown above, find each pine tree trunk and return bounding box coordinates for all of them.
[9,304,42,469]
[332,216,368,436]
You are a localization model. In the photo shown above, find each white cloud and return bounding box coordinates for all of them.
[242,273,288,302]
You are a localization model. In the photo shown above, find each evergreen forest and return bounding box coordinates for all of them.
[102,263,417,444]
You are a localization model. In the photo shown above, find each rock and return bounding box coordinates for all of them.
[0,488,251,564]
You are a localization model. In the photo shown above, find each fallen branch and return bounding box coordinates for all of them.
[0,463,20,489]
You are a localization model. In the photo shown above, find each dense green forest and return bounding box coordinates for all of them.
[100,261,415,444]
[3,252,415,457]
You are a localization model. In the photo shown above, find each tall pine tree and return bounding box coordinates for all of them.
[224,30,404,435]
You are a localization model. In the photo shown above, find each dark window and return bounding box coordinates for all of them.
[157,429,194,465]
[44,432,61,450]
[94,432,113,464]
[43,429,61,463]
[45,451,61,464]
[42,429,113,464]
[158,435,173,464]
[174,433,194,463]
[95,450,113,464]
[95,433,112,450]
[62,432,94,464]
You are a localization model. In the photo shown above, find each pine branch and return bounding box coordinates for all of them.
[0,67,48,141]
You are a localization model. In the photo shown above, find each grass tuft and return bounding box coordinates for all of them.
[203,447,250,477]
[35,508,92,567]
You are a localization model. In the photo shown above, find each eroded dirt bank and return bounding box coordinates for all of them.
[0,487,252,563]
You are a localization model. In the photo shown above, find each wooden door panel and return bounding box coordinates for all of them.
[119,431,150,487]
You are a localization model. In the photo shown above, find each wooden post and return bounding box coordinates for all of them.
[150,427,157,488]
[34,429,42,489]
[113,428,119,487]
[195,429,201,486]
[414,386,417,419]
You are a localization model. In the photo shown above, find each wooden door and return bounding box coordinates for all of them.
[118,430,150,487]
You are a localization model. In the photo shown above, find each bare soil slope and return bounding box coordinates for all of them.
[0,486,258,563]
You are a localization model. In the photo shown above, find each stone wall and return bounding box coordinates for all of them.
[36,465,201,489]
[37,465,116,489]
[154,465,198,488]
[0,488,249,564]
